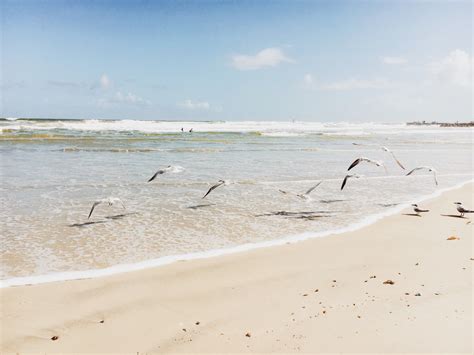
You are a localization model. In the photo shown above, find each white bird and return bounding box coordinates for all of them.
[411,203,429,216]
[454,202,474,217]
[296,181,323,199]
[88,197,125,219]
[341,174,363,190]
[352,143,405,170]
[347,157,386,172]
[406,166,438,186]
[148,165,183,182]
[381,146,405,170]
[202,180,230,199]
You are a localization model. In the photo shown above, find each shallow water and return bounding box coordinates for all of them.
[1,119,473,284]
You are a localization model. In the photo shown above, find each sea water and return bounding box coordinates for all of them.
[0,119,472,286]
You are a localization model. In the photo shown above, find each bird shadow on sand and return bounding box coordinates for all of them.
[378,203,399,208]
[68,220,108,227]
[105,212,138,220]
[319,199,345,204]
[69,212,137,227]
[255,211,334,220]
[402,213,422,217]
[440,214,467,219]
[187,203,215,210]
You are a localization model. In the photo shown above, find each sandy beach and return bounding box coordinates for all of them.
[1,183,472,353]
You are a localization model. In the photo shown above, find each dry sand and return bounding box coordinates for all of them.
[1,183,472,353]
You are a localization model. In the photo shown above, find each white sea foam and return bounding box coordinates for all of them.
[2,119,462,136]
[1,179,471,288]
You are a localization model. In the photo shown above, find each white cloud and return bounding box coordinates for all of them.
[100,74,111,89]
[180,99,211,110]
[303,73,314,86]
[320,78,391,91]
[231,47,294,70]
[382,56,407,65]
[115,91,150,104]
[428,49,472,86]
[98,91,151,107]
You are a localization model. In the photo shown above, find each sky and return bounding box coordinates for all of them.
[1,0,472,122]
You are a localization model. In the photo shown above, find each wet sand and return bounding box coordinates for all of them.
[1,183,472,353]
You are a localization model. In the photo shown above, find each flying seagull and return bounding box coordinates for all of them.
[341,174,362,191]
[202,180,229,199]
[406,166,438,186]
[454,202,474,217]
[411,204,429,216]
[381,146,405,170]
[148,165,184,182]
[351,143,405,170]
[347,157,386,172]
[88,197,125,219]
[296,181,323,199]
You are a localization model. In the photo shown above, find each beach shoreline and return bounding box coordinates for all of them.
[2,179,472,289]
[1,183,472,353]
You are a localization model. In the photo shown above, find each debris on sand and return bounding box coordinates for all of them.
[99,320,104,324]
[51,336,59,341]
[447,236,460,240]
[302,294,308,297]
[245,332,251,337]
[383,280,395,285]
[314,289,319,292]
[195,321,200,325]
[414,293,421,296]
[182,328,187,332]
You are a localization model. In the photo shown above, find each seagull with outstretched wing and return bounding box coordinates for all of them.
[202,180,229,199]
[296,181,323,199]
[406,166,438,186]
[381,146,405,170]
[347,157,386,172]
[88,197,125,219]
[340,174,363,191]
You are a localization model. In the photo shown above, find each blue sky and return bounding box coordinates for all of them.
[1,0,472,121]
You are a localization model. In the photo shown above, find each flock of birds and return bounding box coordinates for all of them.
[86,143,471,220]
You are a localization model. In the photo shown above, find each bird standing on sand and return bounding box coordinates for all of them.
[454,202,474,217]
[202,180,230,199]
[347,157,386,172]
[411,204,429,216]
[340,174,362,190]
[88,197,125,219]
[406,166,438,186]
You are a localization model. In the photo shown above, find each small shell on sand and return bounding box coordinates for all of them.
[383,280,395,285]
[447,236,460,240]
[51,336,59,341]
[245,332,251,337]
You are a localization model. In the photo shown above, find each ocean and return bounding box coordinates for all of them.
[1,119,472,287]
